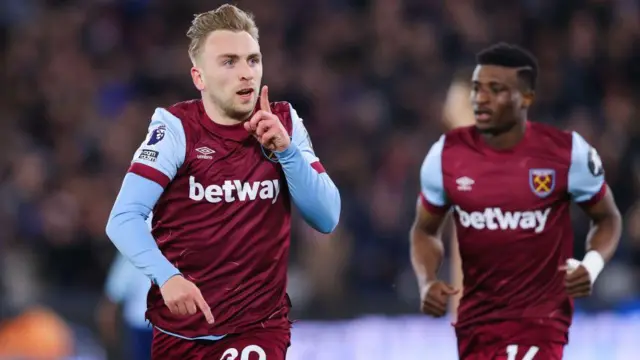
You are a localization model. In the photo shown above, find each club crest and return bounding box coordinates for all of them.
[261,146,279,163]
[529,168,556,198]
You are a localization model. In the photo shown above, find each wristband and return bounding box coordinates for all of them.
[581,250,605,285]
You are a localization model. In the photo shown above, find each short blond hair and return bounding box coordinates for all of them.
[187,4,259,63]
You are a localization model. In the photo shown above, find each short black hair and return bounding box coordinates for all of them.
[476,42,538,91]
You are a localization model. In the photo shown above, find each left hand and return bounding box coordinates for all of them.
[559,261,592,298]
[244,85,290,152]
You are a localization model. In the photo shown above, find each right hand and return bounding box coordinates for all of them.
[420,280,460,317]
[160,275,215,324]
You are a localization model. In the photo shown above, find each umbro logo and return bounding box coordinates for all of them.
[196,147,215,160]
[456,176,474,191]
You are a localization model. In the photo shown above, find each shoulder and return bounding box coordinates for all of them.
[568,130,603,175]
[420,135,446,174]
[164,99,203,129]
[441,125,475,149]
[269,100,295,135]
[166,99,202,118]
[269,101,293,116]
[528,122,573,152]
[144,106,186,139]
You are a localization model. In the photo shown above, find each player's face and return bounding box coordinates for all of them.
[470,65,525,134]
[193,30,262,121]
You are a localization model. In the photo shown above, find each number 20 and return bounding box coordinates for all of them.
[506,344,539,360]
[220,345,267,360]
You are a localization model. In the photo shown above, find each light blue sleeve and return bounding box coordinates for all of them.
[274,104,341,234]
[106,108,187,287]
[420,135,448,207]
[104,253,136,303]
[568,131,606,203]
[106,173,181,286]
[130,108,187,182]
[289,105,320,164]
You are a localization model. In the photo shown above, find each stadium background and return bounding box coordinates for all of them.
[0,0,639,359]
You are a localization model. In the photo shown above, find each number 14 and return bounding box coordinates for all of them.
[506,344,539,360]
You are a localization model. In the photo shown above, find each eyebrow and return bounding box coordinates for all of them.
[472,80,505,86]
[217,53,261,60]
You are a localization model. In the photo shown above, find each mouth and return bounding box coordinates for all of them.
[236,88,254,99]
[474,109,493,122]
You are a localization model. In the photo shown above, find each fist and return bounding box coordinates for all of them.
[160,275,215,324]
[244,85,291,152]
[420,280,460,318]
[560,260,593,298]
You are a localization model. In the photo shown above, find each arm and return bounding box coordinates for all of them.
[568,132,622,283]
[105,108,186,286]
[448,219,463,321]
[581,188,621,262]
[410,135,451,290]
[410,201,449,290]
[441,77,470,320]
[275,104,341,233]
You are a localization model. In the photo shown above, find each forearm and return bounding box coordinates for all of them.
[276,143,341,233]
[575,189,622,284]
[105,174,180,286]
[449,223,463,320]
[410,225,445,290]
[585,214,621,262]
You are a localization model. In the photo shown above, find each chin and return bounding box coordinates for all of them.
[474,122,494,133]
[240,102,257,114]
[228,105,255,121]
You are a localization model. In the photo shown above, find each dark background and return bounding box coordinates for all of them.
[0,0,639,357]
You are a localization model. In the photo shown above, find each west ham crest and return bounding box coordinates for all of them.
[261,145,279,163]
[529,168,555,198]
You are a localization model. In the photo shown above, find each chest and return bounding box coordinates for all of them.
[180,136,285,203]
[442,150,569,211]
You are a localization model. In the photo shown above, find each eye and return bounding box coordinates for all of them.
[249,57,261,65]
[223,58,234,66]
[490,84,503,93]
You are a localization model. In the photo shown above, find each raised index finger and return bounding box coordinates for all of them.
[260,85,271,113]
[193,292,215,324]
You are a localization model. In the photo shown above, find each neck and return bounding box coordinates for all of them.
[480,118,527,150]
[202,96,245,126]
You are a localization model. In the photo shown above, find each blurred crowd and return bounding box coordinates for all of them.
[1,0,640,350]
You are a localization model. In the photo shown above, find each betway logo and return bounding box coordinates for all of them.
[454,206,551,233]
[189,176,280,204]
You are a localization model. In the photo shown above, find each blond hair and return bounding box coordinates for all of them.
[187,4,259,63]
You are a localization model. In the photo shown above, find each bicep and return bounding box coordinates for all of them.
[413,135,450,235]
[580,185,620,222]
[413,198,449,237]
[110,173,164,219]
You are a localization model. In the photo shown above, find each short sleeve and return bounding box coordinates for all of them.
[568,131,606,205]
[128,108,187,188]
[289,104,325,173]
[419,135,449,213]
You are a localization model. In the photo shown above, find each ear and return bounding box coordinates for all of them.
[191,66,205,91]
[522,90,535,108]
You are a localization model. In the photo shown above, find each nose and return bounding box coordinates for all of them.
[238,61,254,81]
[472,89,490,106]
